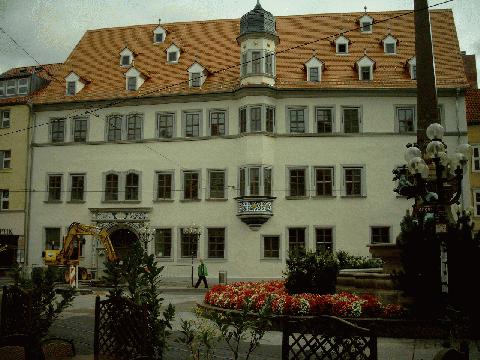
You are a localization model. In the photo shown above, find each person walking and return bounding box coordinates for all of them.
[194,258,208,288]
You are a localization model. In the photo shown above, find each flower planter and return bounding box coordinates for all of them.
[198,302,479,339]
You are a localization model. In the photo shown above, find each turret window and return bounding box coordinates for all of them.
[241,50,275,77]
[252,51,262,74]
[239,105,276,133]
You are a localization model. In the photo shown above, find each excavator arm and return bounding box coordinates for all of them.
[57,222,118,265]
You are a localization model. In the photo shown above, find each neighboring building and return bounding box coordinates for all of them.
[467,88,480,230]
[26,4,469,280]
[462,51,478,89]
[0,65,56,270]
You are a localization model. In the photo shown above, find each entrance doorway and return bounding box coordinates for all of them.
[109,228,138,260]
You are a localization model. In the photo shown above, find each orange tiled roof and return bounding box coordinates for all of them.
[31,9,468,105]
[466,89,480,123]
[0,63,64,105]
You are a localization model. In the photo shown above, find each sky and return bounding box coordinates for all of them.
[0,0,479,83]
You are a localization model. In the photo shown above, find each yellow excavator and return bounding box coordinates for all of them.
[42,222,118,282]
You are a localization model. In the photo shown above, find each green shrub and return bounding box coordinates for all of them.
[284,249,339,295]
[336,250,383,270]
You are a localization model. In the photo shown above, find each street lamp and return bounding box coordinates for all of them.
[138,226,154,251]
[394,122,471,299]
[183,224,202,287]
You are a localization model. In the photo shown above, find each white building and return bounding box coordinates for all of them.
[26,4,469,281]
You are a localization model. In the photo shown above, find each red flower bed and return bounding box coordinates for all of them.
[204,281,404,318]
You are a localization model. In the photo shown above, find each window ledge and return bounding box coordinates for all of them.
[205,258,227,262]
[153,199,175,203]
[123,200,142,204]
[311,195,336,199]
[285,196,309,200]
[260,258,282,262]
[155,257,174,262]
[44,200,62,204]
[180,199,202,203]
[0,169,12,172]
[67,200,86,204]
[206,198,228,202]
[340,195,367,198]
[102,200,141,204]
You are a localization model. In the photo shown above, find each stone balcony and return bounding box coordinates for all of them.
[235,196,275,230]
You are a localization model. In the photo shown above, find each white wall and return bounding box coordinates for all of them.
[28,94,469,279]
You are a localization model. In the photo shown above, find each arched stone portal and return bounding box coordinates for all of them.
[109,227,138,259]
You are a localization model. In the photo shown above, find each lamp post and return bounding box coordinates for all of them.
[183,224,202,287]
[394,123,471,299]
[138,226,154,252]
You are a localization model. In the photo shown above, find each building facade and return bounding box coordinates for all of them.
[25,4,469,280]
[0,66,53,269]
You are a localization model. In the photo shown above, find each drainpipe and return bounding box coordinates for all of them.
[24,102,36,269]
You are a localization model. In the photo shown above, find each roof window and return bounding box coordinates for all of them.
[382,34,398,55]
[305,56,324,82]
[120,47,134,67]
[335,35,350,55]
[153,22,166,44]
[359,13,373,33]
[166,44,180,64]
[356,53,375,81]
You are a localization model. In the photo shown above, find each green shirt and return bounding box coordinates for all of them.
[198,263,208,277]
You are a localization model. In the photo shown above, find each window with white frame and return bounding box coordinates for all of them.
[238,165,272,197]
[121,55,131,66]
[252,51,262,74]
[208,228,225,259]
[72,116,88,142]
[0,81,5,96]
[342,107,361,133]
[104,173,119,201]
[474,190,480,216]
[45,228,61,250]
[288,107,307,133]
[371,226,390,243]
[314,167,334,196]
[309,67,319,82]
[396,106,415,133]
[288,167,307,197]
[343,166,365,196]
[47,174,62,201]
[0,190,9,210]
[70,174,85,202]
[127,77,137,91]
[125,172,140,200]
[1,110,10,128]
[316,228,333,254]
[184,112,201,137]
[383,35,397,55]
[0,150,11,169]
[288,227,306,253]
[208,170,226,199]
[360,66,371,81]
[265,53,274,75]
[168,51,178,63]
[250,106,262,132]
[335,36,349,54]
[6,80,16,95]
[157,112,175,138]
[360,20,372,33]
[241,53,248,76]
[106,114,123,141]
[126,113,143,141]
[50,118,66,143]
[472,146,480,172]
[154,32,164,43]
[17,78,28,94]
[315,107,333,133]
[191,72,201,87]
[239,105,275,133]
[412,65,417,80]
[263,235,280,258]
[155,228,172,257]
[183,170,200,200]
[241,50,275,76]
[66,81,76,96]
[209,110,226,136]
[156,171,173,200]
[180,230,198,258]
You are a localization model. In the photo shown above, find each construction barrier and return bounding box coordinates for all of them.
[69,265,76,287]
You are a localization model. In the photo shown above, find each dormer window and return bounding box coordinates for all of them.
[356,55,375,81]
[166,44,180,64]
[67,81,76,96]
[408,56,417,80]
[64,72,85,95]
[335,35,349,55]
[125,67,147,91]
[188,62,207,88]
[305,56,324,82]
[17,78,29,95]
[120,48,134,67]
[359,15,373,33]
[127,77,137,91]
[153,24,166,44]
[382,34,398,55]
